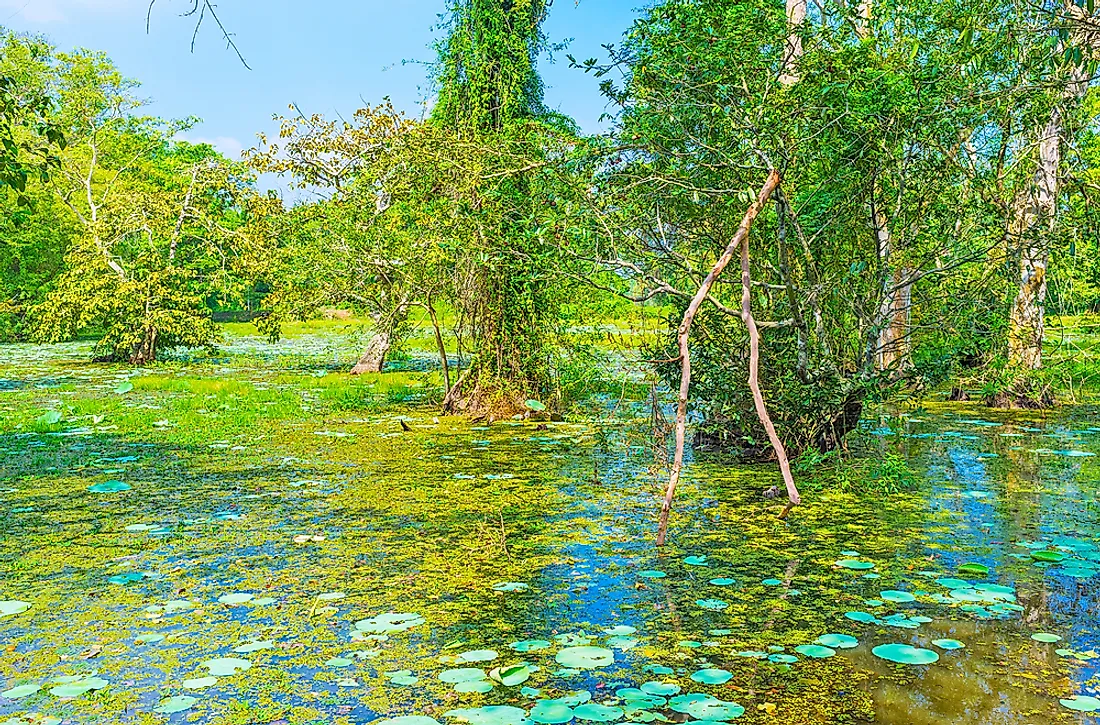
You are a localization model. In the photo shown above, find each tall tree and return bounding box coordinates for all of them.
[430,0,562,416]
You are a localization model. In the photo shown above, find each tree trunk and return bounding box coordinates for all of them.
[877,268,912,369]
[129,326,157,365]
[1007,106,1061,371]
[778,0,807,86]
[350,330,392,374]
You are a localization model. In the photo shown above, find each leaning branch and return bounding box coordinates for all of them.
[656,169,798,546]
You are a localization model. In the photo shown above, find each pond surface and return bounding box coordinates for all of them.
[0,333,1097,724]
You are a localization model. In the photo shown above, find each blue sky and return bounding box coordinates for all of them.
[2,0,640,162]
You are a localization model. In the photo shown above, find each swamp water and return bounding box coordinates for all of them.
[0,335,1097,725]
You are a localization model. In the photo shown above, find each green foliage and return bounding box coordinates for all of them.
[1,40,274,363]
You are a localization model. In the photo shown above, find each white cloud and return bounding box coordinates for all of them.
[176,134,245,161]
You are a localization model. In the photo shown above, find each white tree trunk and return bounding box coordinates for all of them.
[350,331,392,374]
[779,0,807,86]
[1007,106,1061,370]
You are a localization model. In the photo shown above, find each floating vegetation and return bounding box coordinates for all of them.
[871,644,940,665]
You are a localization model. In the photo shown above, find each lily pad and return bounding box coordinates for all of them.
[0,601,31,618]
[49,677,109,697]
[493,582,529,592]
[87,480,130,493]
[510,640,551,653]
[836,559,875,570]
[931,639,965,650]
[879,590,916,604]
[530,702,574,724]
[555,646,614,669]
[1060,696,1100,712]
[1030,633,1061,643]
[957,563,989,577]
[696,598,728,610]
[218,593,254,605]
[202,657,251,676]
[816,633,858,649]
[684,556,708,566]
[690,668,733,684]
[445,706,529,725]
[153,695,198,714]
[573,704,624,722]
[1,684,40,699]
[640,682,680,696]
[844,611,878,624]
[440,668,488,684]
[637,570,666,579]
[794,644,835,658]
[355,612,425,633]
[458,649,499,663]
[871,643,939,665]
[182,677,218,689]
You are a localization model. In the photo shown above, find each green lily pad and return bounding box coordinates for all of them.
[931,639,965,650]
[640,681,680,696]
[871,643,939,665]
[684,556,708,566]
[355,612,425,633]
[153,695,198,714]
[957,563,989,577]
[1031,550,1065,563]
[844,611,878,624]
[327,657,355,667]
[530,702,574,724]
[708,578,736,586]
[0,601,31,618]
[489,664,533,687]
[459,649,499,663]
[671,695,745,720]
[440,668,488,684]
[114,381,134,394]
[136,633,165,644]
[794,644,835,658]
[637,570,666,578]
[233,640,273,653]
[1031,633,1061,643]
[87,480,130,493]
[1,684,40,699]
[696,598,728,610]
[690,668,733,684]
[816,633,858,649]
[202,657,251,676]
[455,680,494,693]
[218,593,254,605]
[573,704,624,722]
[879,590,916,604]
[445,706,530,725]
[182,677,218,689]
[1060,696,1100,712]
[492,582,529,592]
[373,718,441,725]
[836,559,875,570]
[49,677,109,697]
[555,646,614,669]
[510,639,551,652]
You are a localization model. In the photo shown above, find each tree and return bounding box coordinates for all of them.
[28,48,271,363]
[428,0,566,416]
